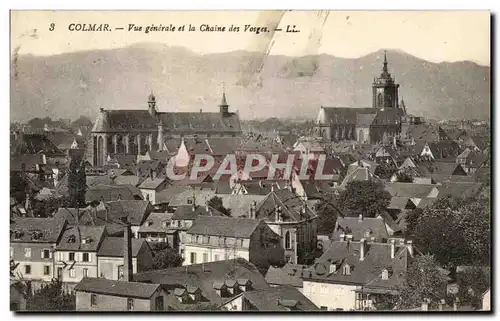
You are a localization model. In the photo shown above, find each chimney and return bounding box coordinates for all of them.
[249,206,254,219]
[358,214,363,222]
[123,218,133,282]
[149,168,154,179]
[406,240,413,256]
[421,298,429,311]
[339,234,346,241]
[390,239,396,259]
[275,206,280,222]
[453,297,459,311]
[205,203,210,213]
[346,234,353,245]
[438,299,445,311]
[251,201,257,216]
[360,238,366,261]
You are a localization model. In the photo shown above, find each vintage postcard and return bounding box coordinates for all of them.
[9,10,491,312]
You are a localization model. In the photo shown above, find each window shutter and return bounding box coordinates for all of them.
[77,252,82,262]
[88,253,92,263]
[41,250,45,258]
[49,250,53,259]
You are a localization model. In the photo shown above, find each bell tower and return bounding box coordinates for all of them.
[372,51,399,109]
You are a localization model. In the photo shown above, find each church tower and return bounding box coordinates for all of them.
[372,51,400,109]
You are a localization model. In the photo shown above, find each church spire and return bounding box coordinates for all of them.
[219,84,229,114]
[383,50,388,74]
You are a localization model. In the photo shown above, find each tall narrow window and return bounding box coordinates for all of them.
[285,231,292,250]
[43,265,50,275]
[190,252,197,264]
[69,268,76,278]
[127,298,134,311]
[91,294,97,307]
[377,93,383,107]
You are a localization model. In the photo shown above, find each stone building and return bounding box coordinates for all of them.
[88,91,243,166]
[314,51,406,144]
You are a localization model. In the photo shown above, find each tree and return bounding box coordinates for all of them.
[67,156,86,208]
[315,193,342,235]
[150,244,184,270]
[395,171,413,183]
[374,163,397,180]
[207,196,231,216]
[397,254,449,309]
[337,180,391,218]
[406,196,490,268]
[10,171,28,204]
[26,280,75,311]
[456,266,491,309]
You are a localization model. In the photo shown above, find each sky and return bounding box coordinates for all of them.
[11,10,491,66]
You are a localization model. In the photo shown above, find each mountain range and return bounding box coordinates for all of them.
[10,43,490,123]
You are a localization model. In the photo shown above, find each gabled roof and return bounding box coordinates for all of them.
[168,188,216,207]
[97,237,149,257]
[234,286,319,311]
[436,182,483,199]
[86,184,141,203]
[10,217,66,243]
[56,225,107,251]
[428,141,460,160]
[187,216,262,238]
[303,240,412,289]
[138,212,173,233]
[138,177,168,190]
[255,188,315,223]
[134,258,270,306]
[171,204,225,221]
[320,107,376,125]
[95,200,153,226]
[265,264,307,288]
[11,133,65,156]
[332,217,389,242]
[340,167,379,189]
[74,277,160,299]
[385,183,437,199]
[216,194,266,218]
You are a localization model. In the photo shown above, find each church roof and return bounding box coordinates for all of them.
[92,109,242,134]
[320,107,376,125]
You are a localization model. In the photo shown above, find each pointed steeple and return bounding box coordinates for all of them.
[219,84,229,114]
[383,50,388,73]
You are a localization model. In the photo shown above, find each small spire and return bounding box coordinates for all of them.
[148,90,156,102]
[220,84,228,107]
[383,50,388,73]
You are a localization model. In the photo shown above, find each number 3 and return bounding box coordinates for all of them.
[49,23,55,31]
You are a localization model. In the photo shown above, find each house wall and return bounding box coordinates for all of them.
[267,219,317,265]
[10,242,55,282]
[222,295,244,311]
[183,243,250,266]
[248,222,285,268]
[303,281,357,311]
[55,251,98,284]
[97,257,138,280]
[140,189,156,205]
[482,289,490,311]
[76,289,167,311]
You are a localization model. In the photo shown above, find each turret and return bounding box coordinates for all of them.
[219,89,229,115]
[148,91,157,119]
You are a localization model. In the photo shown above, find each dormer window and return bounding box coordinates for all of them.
[162,221,168,228]
[31,230,43,240]
[82,237,92,244]
[187,198,193,205]
[382,269,389,280]
[13,230,23,239]
[67,235,76,243]
[147,221,153,227]
[343,264,351,276]
[329,263,337,274]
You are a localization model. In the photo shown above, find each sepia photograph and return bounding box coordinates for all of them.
[9,10,491,312]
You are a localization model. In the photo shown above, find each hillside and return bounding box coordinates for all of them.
[10,44,490,122]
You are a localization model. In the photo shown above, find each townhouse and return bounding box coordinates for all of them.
[10,217,67,285]
[55,225,107,289]
[182,216,284,270]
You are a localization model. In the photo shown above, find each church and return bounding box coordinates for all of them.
[314,51,406,144]
[88,91,242,166]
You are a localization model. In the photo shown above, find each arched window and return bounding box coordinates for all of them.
[377,93,383,107]
[285,231,292,249]
[358,130,365,143]
[382,269,389,280]
[343,264,351,275]
[387,95,392,107]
